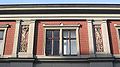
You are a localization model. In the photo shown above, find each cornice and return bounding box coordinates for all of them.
[0,4,120,10]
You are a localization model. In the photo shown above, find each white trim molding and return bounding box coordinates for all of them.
[1,7,120,10]
[101,20,111,54]
[42,23,80,57]
[27,20,35,58]
[0,24,9,58]
[12,20,21,57]
[87,20,95,57]
[1,14,120,20]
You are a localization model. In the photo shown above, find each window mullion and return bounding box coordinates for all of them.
[52,31,54,55]
[76,28,80,56]
[68,31,71,55]
[59,29,62,56]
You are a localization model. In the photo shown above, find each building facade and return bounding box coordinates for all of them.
[0,4,120,67]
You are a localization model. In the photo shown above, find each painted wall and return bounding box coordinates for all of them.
[108,20,120,54]
[0,21,16,55]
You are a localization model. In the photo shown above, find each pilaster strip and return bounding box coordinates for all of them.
[27,20,35,57]
[87,20,95,56]
[12,20,21,57]
[101,20,111,54]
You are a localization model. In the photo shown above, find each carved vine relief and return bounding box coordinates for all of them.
[94,25,104,52]
[19,25,29,52]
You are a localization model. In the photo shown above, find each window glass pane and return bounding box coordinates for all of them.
[0,40,3,53]
[0,30,4,40]
[63,40,70,55]
[63,31,68,38]
[46,30,60,56]
[53,40,59,55]
[70,31,76,38]
[46,39,52,56]
[71,40,77,55]
[53,30,59,55]
[54,31,59,38]
[46,30,52,38]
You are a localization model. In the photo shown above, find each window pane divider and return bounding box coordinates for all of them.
[59,29,62,56]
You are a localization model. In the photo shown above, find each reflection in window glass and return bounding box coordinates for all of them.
[0,30,4,40]
[63,30,77,55]
[46,31,52,38]
[70,31,76,38]
[46,39,52,56]
[0,30,4,54]
[53,40,59,55]
[54,31,59,37]
[63,40,69,55]
[71,40,77,55]
[63,31,68,38]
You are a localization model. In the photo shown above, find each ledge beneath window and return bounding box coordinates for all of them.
[18,52,33,58]
[0,55,116,62]
[36,55,89,58]
[35,55,114,62]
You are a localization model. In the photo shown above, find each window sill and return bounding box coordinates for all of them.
[35,55,90,59]
[35,55,114,62]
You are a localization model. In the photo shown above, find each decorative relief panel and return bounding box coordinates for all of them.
[19,25,29,52]
[94,25,104,52]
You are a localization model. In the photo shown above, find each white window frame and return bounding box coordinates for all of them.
[43,24,80,56]
[0,24,9,57]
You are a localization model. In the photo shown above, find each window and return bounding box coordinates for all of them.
[44,24,80,56]
[63,30,77,55]
[46,30,60,56]
[0,24,9,57]
[0,30,4,55]
[0,30,5,54]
